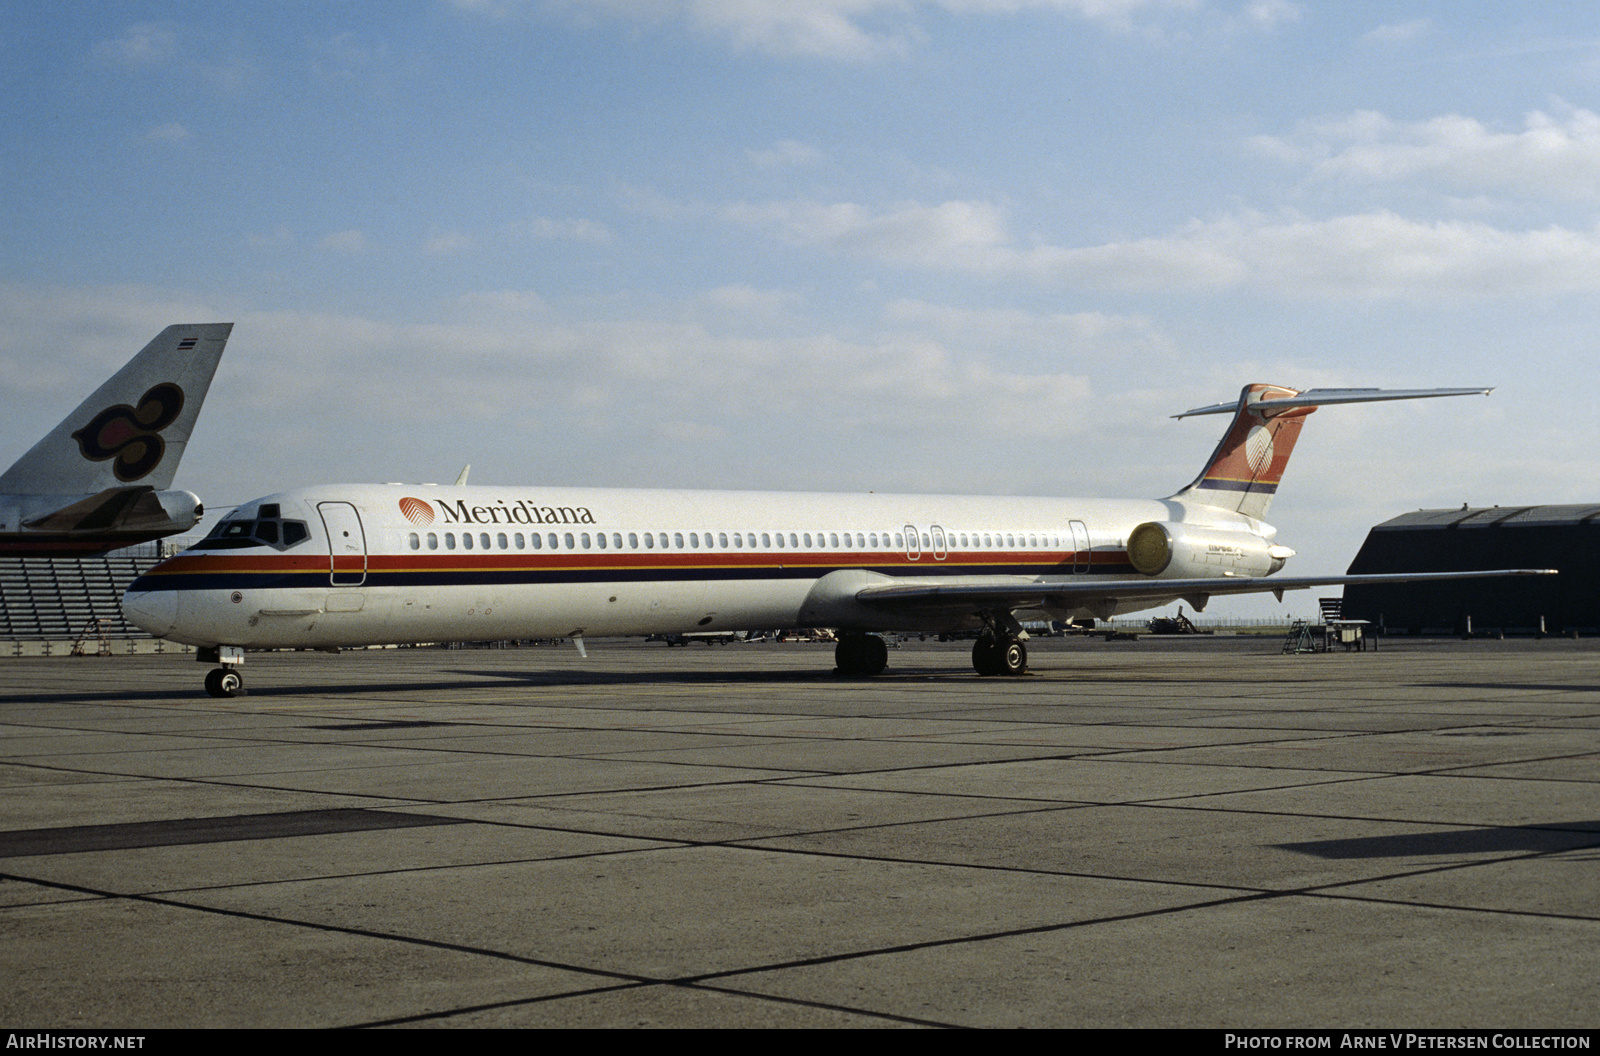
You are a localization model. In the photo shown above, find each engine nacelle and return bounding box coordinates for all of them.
[1126,522,1288,579]
[153,489,204,532]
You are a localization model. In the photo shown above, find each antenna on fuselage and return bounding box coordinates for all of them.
[454,464,470,486]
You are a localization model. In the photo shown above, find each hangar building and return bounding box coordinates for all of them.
[1341,505,1598,636]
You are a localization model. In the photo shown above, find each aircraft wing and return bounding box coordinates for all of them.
[854,568,1556,618]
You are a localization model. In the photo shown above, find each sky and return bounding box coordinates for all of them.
[4,1,1599,618]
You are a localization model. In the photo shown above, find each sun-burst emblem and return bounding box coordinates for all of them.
[398,496,435,525]
[1244,423,1275,476]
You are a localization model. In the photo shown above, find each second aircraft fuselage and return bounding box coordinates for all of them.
[123,483,1282,650]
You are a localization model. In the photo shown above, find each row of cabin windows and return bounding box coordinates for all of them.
[406,530,1075,553]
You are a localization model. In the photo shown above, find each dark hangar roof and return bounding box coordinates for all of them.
[1371,505,1600,531]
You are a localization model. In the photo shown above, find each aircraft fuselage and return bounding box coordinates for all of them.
[123,483,1276,650]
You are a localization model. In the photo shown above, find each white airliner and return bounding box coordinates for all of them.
[122,383,1551,697]
[0,323,232,557]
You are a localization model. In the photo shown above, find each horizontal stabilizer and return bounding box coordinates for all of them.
[1174,387,1492,419]
[22,486,201,535]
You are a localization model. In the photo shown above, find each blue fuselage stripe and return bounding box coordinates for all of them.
[129,560,1140,593]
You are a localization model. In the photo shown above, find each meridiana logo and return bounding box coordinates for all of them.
[398,496,435,525]
[1244,423,1275,476]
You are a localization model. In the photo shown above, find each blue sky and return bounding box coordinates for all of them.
[5,2,1599,616]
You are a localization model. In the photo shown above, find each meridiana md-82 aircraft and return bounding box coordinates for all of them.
[1,323,232,556]
[123,383,1551,697]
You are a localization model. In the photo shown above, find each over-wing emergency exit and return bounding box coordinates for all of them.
[122,383,1552,696]
[1,324,232,556]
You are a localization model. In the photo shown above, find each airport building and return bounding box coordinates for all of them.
[1341,504,1599,636]
[0,545,176,655]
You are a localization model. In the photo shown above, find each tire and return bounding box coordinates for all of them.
[998,637,1028,676]
[972,635,1003,676]
[204,668,243,698]
[836,634,888,676]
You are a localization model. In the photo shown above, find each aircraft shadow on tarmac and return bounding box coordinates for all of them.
[1422,680,1600,693]
[1275,824,1600,859]
[6,665,945,704]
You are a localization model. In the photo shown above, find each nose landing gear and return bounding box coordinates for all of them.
[203,667,244,697]
[198,645,247,697]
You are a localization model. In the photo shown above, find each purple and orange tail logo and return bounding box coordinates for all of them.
[71,382,186,482]
[399,497,435,525]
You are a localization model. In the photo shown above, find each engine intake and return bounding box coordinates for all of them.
[1126,522,1286,578]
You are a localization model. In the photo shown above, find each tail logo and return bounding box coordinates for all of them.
[398,497,435,525]
[71,382,186,482]
[1244,423,1274,475]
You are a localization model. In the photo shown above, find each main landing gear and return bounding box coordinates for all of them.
[971,634,1028,676]
[835,633,888,677]
[970,610,1029,676]
[199,645,246,697]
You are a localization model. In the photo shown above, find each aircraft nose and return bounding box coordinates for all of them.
[122,588,179,638]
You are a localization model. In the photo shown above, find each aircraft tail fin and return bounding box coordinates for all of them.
[0,323,232,495]
[1172,384,1491,520]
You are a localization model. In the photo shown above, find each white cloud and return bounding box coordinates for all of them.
[145,122,190,143]
[426,229,474,254]
[524,216,612,242]
[458,0,1217,60]
[747,139,826,168]
[731,195,1600,299]
[307,31,389,80]
[95,22,250,88]
[884,299,1172,358]
[1362,19,1429,45]
[1253,106,1600,201]
[1242,0,1299,29]
[726,198,1013,266]
[698,284,803,321]
[455,289,550,315]
[320,229,370,253]
[0,281,1115,494]
[97,23,180,68]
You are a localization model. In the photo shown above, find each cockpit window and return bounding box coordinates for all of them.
[192,509,311,551]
